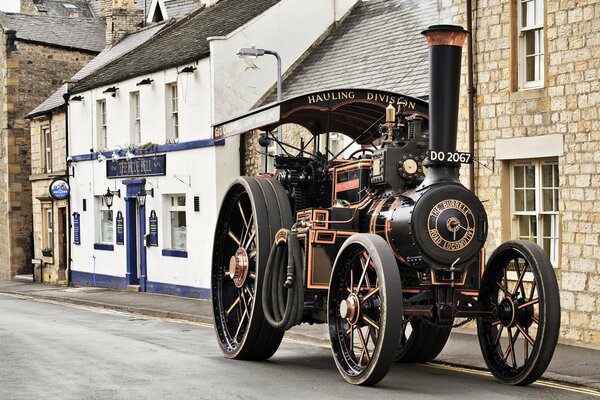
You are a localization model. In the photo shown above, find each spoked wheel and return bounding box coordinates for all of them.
[477,240,560,385]
[212,177,293,359]
[395,316,451,363]
[328,234,402,386]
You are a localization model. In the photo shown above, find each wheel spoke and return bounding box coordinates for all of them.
[241,213,254,247]
[496,281,510,297]
[503,266,512,297]
[234,309,248,340]
[244,284,255,302]
[362,315,380,331]
[362,287,380,302]
[528,280,537,301]
[514,258,527,298]
[516,323,535,346]
[238,202,249,232]
[494,325,504,346]
[357,327,371,365]
[243,228,256,250]
[228,230,241,246]
[356,254,371,292]
[517,298,539,309]
[226,296,241,317]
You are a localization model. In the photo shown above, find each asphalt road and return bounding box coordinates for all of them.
[0,294,597,400]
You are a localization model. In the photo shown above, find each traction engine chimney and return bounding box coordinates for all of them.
[421,25,469,185]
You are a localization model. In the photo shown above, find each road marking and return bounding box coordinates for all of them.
[425,363,600,397]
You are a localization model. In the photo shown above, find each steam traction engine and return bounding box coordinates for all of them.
[211,25,560,386]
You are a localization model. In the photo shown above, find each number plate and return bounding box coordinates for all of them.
[428,151,473,164]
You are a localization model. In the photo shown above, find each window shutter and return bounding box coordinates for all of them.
[194,195,200,212]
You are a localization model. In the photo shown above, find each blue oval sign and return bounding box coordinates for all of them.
[49,178,70,200]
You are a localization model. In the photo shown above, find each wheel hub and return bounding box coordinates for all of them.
[498,297,516,327]
[340,293,360,325]
[228,248,249,288]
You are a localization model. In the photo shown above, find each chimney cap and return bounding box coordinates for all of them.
[421,24,469,47]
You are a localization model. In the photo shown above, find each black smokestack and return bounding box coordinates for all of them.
[421,25,469,183]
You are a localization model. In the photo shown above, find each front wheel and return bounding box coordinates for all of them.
[477,240,560,385]
[328,234,402,386]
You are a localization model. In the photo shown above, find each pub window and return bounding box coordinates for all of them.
[97,99,107,149]
[42,126,52,173]
[166,83,179,140]
[97,196,114,244]
[517,0,544,89]
[130,91,141,144]
[41,204,53,250]
[165,194,186,251]
[511,159,559,265]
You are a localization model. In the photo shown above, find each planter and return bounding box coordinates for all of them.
[41,249,53,257]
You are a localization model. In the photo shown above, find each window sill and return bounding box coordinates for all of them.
[162,249,188,258]
[94,243,114,251]
[510,87,546,101]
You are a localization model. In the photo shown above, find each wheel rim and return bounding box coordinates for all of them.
[479,248,542,379]
[213,187,258,353]
[331,247,384,377]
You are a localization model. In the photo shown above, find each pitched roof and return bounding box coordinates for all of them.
[27,23,167,118]
[29,0,95,18]
[265,0,438,103]
[2,12,105,52]
[70,0,282,93]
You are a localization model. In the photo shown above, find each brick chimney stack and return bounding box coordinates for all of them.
[103,0,144,45]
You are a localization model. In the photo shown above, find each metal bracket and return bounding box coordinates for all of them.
[173,174,191,187]
[473,156,495,172]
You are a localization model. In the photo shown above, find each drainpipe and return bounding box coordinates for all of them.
[467,0,477,194]
[63,91,72,285]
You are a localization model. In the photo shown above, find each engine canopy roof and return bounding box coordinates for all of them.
[213,88,429,144]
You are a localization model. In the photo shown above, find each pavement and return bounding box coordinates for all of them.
[1,277,599,391]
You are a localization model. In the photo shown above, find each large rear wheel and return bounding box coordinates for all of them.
[477,240,560,385]
[328,234,402,386]
[211,177,292,359]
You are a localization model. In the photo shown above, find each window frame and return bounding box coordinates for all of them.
[130,91,141,144]
[96,196,114,244]
[42,126,52,173]
[97,99,107,149]
[166,83,179,140]
[517,0,544,89]
[41,203,53,250]
[165,194,187,251]
[510,159,559,266]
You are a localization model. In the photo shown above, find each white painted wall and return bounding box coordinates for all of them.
[68,59,218,289]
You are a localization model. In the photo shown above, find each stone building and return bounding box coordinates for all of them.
[434,0,600,347]
[0,12,105,279]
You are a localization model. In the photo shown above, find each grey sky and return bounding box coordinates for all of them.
[0,0,20,13]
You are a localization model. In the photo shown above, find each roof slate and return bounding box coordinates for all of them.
[165,0,202,19]
[265,0,438,103]
[70,0,282,93]
[28,23,167,117]
[2,12,105,52]
[31,0,95,18]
